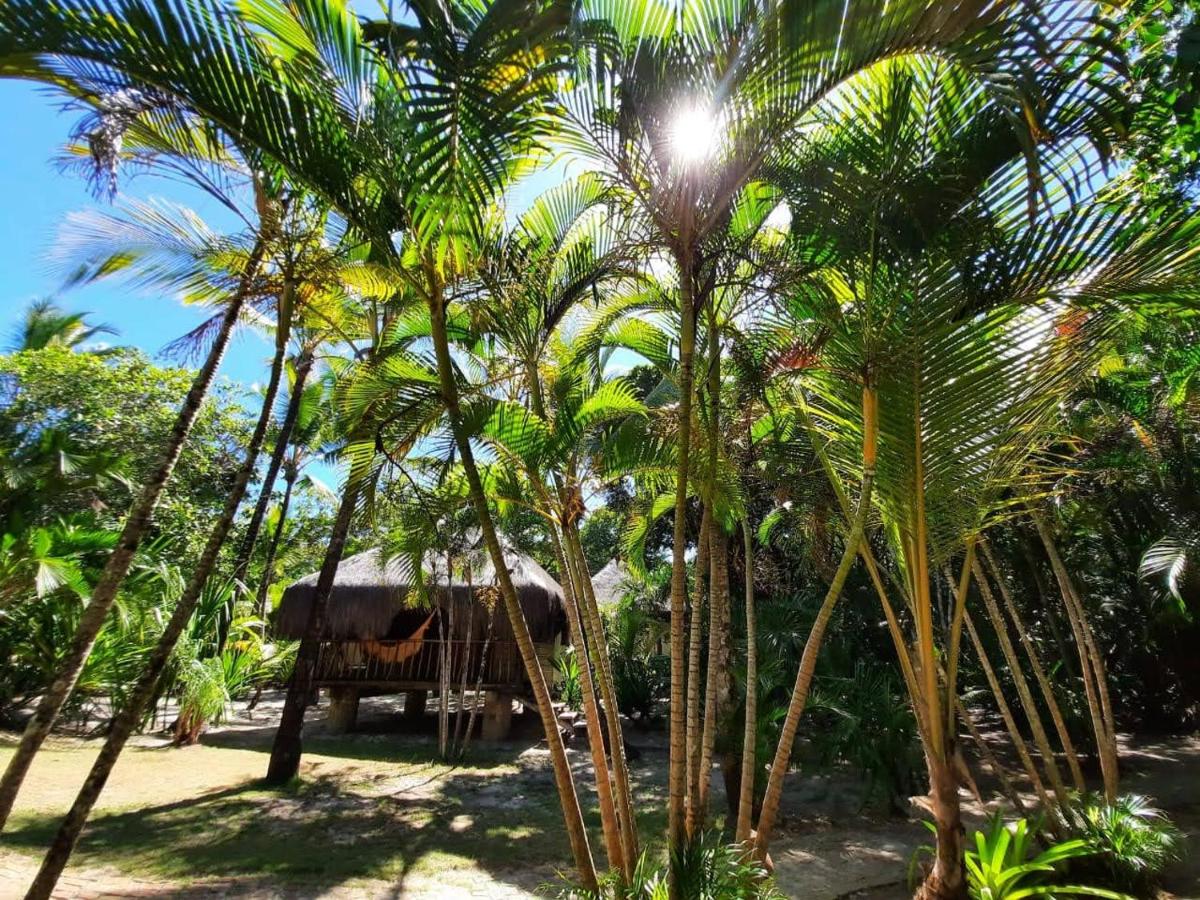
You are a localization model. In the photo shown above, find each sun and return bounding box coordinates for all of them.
[670,104,718,164]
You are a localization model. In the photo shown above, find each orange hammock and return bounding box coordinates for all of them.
[359,610,438,663]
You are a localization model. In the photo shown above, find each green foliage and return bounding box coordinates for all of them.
[554,646,584,711]
[962,817,1131,900]
[558,834,783,899]
[808,659,922,813]
[579,507,623,576]
[1062,794,1183,894]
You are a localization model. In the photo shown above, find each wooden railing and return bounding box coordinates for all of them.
[314,638,550,689]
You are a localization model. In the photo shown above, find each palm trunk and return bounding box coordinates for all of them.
[265,474,360,785]
[24,308,286,899]
[921,749,967,900]
[696,526,730,825]
[754,386,876,858]
[956,698,1026,814]
[735,517,757,845]
[254,469,296,631]
[981,543,1084,792]
[428,290,597,892]
[667,252,698,892]
[753,469,872,856]
[973,557,1070,806]
[563,521,639,873]
[223,353,314,648]
[0,241,263,832]
[685,504,711,834]
[554,526,626,876]
[1033,514,1118,799]
[963,614,1051,809]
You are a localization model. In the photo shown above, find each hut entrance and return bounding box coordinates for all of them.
[274,546,567,740]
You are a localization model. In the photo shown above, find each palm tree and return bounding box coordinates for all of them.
[7,298,117,353]
[557,5,1081,883]
[750,55,1200,896]
[0,188,279,833]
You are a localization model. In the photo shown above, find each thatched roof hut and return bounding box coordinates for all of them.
[276,545,567,644]
[591,559,634,614]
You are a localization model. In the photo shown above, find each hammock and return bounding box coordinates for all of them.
[360,610,438,663]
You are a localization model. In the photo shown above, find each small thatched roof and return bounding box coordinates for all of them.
[591,559,634,614]
[276,544,566,642]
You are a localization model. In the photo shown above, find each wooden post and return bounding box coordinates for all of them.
[482,691,514,742]
[327,687,359,734]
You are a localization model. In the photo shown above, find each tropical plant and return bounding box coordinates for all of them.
[960,817,1130,900]
[554,646,584,711]
[559,833,784,900]
[1061,794,1183,894]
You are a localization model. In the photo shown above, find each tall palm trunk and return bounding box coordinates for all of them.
[553,526,626,876]
[265,473,361,785]
[24,306,287,900]
[526,359,638,874]
[964,614,1051,809]
[428,292,597,892]
[255,469,296,630]
[981,542,1084,792]
[754,387,876,858]
[1033,514,1118,799]
[0,240,264,832]
[685,504,711,834]
[222,352,314,648]
[973,557,1070,806]
[696,527,730,823]
[735,516,757,845]
[667,251,698,892]
[563,521,639,871]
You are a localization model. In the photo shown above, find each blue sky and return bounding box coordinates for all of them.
[0,80,276,388]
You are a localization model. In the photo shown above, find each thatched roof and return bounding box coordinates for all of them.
[276,544,566,642]
[591,559,634,614]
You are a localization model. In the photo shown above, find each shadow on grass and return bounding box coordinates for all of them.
[4,765,578,897]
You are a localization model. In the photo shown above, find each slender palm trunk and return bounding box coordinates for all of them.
[753,469,873,856]
[265,474,360,785]
[956,698,1026,814]
[554,527,626,876]
[255,470,296,629]
[754,387,876,858]
[964,614,1051,809]
[696,527,729,823]
[223,353,314,648]
[735,517,757,845]
[667,253,698,893]
[0,243,263,832]
[973,557,1070,806]
[685,504,711,833]
[428,292,597,892]
[1033,514,1118,799]
[981,543,1084,792]
[563,521,639,872]
[24,312,287,900]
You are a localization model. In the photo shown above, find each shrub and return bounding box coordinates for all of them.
[960,816,1131,900]
[556,833,783,899]
[1062,794,1183,894]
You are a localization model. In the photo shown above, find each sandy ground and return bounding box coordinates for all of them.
[0,693,1196,899]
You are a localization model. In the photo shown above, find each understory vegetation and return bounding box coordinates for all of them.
[1,1,1199,900]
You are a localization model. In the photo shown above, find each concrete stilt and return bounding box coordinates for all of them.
[403,690,428,720]
[327,686,359,734]
[481,691,514,742]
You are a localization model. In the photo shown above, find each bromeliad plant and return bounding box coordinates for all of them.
[962,817,1131,900]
